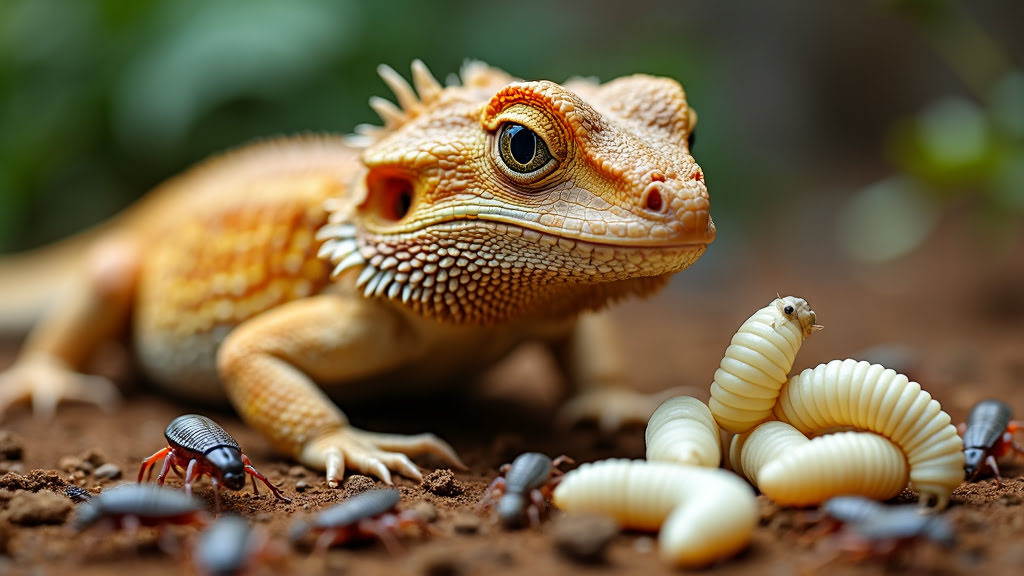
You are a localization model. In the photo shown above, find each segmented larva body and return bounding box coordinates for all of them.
[709,296,820,434]
[552,459,757,568]
[773,359,964,508]
[645,397,721,467]
[729,421,908,506]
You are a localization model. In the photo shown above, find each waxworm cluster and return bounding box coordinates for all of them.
[657,296,962,509]
[709,296,820,434]
[729,421,909,506]
[552,460,757,568]
[774,359,964,509]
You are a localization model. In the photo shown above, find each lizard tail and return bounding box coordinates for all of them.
[0,234,96,336]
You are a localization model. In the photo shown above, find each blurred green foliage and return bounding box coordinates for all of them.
[841,2,1023,261]
[0,0,1020,265]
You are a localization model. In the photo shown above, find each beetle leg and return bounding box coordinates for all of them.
[209,476,222,514]
[242,455,292,503]
[478,476,506,508]
[138,447,170,483]
[528,488,545,527]
[986,454,1003,488]
[359,517,403,555]
[155,450,175,485]
[313,529,337,555]
[551,455,575,469]
[184,458,199,497]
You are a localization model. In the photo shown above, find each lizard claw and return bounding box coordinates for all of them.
[300,426,466,487]
[0,356,121,421]
[557,386,694,433]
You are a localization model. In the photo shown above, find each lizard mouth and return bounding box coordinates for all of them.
[317,219,708,300]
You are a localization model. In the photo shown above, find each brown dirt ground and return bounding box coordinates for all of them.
[1,216,1023,576]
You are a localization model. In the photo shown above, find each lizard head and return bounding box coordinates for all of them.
[318,61,715,324]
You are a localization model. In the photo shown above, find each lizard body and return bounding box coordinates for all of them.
[0,61,714,485]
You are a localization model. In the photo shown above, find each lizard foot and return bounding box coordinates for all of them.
[300,426,466,487]
[557,386,693,433]
[0,356,121,420]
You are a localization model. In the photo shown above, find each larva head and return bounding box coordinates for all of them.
[319,61,715,324]
[775,296,822,338]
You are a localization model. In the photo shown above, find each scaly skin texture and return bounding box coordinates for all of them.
[0,61,714,486]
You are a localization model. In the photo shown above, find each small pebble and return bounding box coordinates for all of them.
[5,491,72,526]
[451,512,481,535]
[411,501,438,523]
[0,463,24,475]
[295,479,311,493]
[93,463,122,480]
[58,456,91,474]
[633,536,655,554]
[549,512,619,564]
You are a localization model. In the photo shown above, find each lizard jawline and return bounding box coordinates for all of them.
[316,220,705,323]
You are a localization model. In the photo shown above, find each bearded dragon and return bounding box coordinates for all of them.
[0,61,714,486]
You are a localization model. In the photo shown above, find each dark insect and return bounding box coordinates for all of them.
[821,496,954,560]
[73,483,206,534]
[138,414,291,512]
[290,488,426,554]
[959,399,1024,485]
[480,452,573,528]
[193,515,274,576]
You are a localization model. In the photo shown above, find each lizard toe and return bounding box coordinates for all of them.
[0,356,121,421]
[301,426,458,486]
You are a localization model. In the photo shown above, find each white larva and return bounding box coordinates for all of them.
[645,396,721,467]
[552,459,757,568]
[709,296,821,434]
[773,358,964,509]
[729,421,909,506]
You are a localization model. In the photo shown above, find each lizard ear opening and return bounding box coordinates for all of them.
[365,170,414,222]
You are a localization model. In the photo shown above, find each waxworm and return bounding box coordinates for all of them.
[709,296,821,434]
[729,421,908,506]
[773,359,964,509]
[552,459,757,568]
[645,396,721,467]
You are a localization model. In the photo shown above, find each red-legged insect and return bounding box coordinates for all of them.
[138,414,291,512]
[821,496,954,560]
[193,515,278,576]
[289,488,425,554]
[480,452,573,528]
[958,399,1024,485]
[72,483,208,552]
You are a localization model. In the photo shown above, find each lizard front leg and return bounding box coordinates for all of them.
[217,294,464,486]
[0,238,136,418]
[554,311,684,432]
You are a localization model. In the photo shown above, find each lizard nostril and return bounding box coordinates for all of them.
[642,182,665,213]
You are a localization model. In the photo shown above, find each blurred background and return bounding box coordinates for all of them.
[0,0,1021,388]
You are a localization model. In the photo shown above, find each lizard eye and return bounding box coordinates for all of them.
[496,123,557,182]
